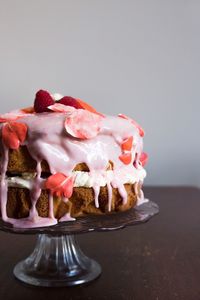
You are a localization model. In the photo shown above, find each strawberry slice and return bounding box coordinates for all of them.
[140,152,148,166]
[121,136,133,151]
[2,122,28,149]
[48,103,76,114]
[118,114,145,137]
[119,153,132,165]
[65,109,102,139]
[76,98,104,117]
[44,173,74,198]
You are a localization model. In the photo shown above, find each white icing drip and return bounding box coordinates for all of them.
[93,184,100,208]
[0,145,9,221]
[136,188,149,206]
[137,197,149,206]
[59,212,75,222]
[29,161,42,220]
[107,181,112,212]
[117,183,128,205]
[48,193,55,219]
[62,197,68,203]
[8,162,58,228]
[8,216,57,228]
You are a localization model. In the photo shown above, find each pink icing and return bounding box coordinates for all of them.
[107,181,112,212]
[0,111,145,228]
[59,213,75,222]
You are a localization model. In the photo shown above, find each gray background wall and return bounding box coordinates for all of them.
[0,0,199,186]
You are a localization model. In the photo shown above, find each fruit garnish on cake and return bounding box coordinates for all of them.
[0,90,148,228]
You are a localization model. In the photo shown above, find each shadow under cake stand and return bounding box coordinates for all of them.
[0,200,159,287]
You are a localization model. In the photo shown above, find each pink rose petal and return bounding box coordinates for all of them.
[65,109,102,139]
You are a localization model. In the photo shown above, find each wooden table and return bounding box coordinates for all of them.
[0,187,200,300]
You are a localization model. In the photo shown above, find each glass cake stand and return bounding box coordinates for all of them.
[0,200,158,287]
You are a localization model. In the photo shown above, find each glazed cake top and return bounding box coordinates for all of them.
[0,91,147,177]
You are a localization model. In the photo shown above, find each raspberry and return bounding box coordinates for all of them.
[34,90,54,113]
[58,96,83,109]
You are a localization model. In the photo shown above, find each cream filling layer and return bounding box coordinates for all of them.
[3,168,146,189]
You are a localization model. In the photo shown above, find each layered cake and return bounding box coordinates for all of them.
[0,90,148,228]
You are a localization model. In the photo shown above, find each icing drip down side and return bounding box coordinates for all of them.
[0,111,147,228]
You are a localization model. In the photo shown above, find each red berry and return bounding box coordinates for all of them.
[58,96,83,109]
[34,90,54,113]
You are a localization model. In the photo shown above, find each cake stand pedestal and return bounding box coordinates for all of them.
[0,200,158,287]
[14,234,100,287]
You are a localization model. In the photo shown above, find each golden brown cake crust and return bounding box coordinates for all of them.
[3,147,140,221]
[6,184,139,220]
[6,146,113,173]
[6,146,89,173]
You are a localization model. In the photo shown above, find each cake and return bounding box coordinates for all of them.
[0,90,148,228]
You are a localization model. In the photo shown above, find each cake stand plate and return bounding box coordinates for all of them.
[0,200,159,287]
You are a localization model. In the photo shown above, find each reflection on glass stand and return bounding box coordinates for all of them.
[14,234,101,287]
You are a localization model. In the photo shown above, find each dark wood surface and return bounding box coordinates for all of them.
[0,186,200,300]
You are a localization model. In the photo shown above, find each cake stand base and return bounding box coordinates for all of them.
[13,234,101,287]
[7,200,159,287]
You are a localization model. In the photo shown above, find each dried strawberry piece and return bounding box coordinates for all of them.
[76,98,105,117]
[21,106,35,114]
[44,173,74,198]
[118,114,145,137]
[2,122,28,149]
[35,90,104,117]
[65,109,102,139]
[119,153,132,165]
[140,152,148,166]
[34,90,54,113]
[121,136,133,151]
[58,96,83,109]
